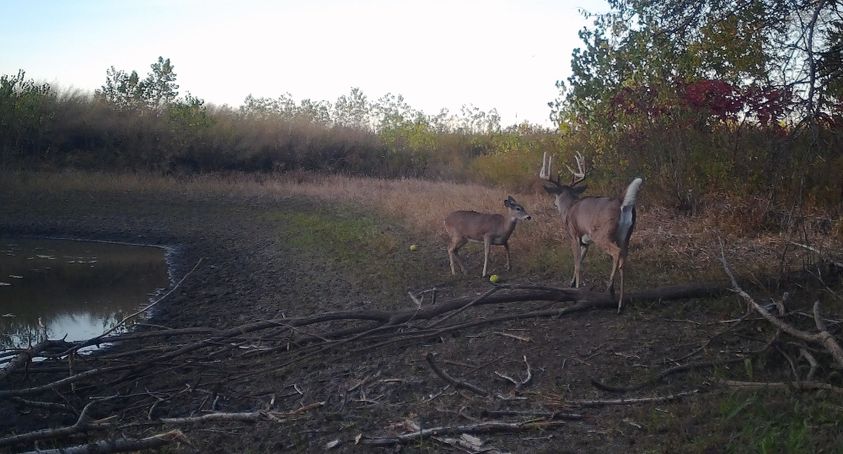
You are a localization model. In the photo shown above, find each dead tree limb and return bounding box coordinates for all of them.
[9,397,77,414]
[0,339,75,381]
[494,355,532,391]
[17,430,186,454]
[72,258,204,352]
[426,352,489,397]
[555,389,700,407]
[481,409,583,420]
[155,401,324,425]
[0,400,109,448]
[426,286,501,328]
[789,241,843,269]
[716,379,843,394]
[359,420,568,446]
[0,367,121,398]
[590,358,746,393]
[1,283,733,401]
[720,248,843,368]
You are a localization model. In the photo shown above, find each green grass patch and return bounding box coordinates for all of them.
[261,204,436,305]
[714,391,843,453]
[645,391,843,453]
[273,210,399,262]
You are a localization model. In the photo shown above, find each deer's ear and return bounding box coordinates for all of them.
[504,198,512,208]
[573,185,587,194]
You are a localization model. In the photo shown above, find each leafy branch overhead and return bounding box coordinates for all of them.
[555,0,843,126]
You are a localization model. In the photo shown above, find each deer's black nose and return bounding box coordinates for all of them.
[526,215,532,220]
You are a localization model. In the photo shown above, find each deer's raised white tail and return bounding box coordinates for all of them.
[543,154,643,313]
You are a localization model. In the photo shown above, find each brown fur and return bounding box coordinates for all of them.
[444,196,532,277]
[545,179,642,312]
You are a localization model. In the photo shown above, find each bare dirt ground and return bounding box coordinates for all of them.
[1,179,842,453]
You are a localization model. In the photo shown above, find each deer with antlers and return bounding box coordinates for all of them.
[523,151,560,194]
[444,196,532,277]
[543,153,643,312]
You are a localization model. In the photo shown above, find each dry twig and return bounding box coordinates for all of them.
[720,245,843,368]
[494,355,533,391]
[426,352,489,397]
[17,429,187,454]
[360,419,567,446]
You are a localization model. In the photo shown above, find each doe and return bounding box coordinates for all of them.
[543,154,643,312]
[444,196,532,277]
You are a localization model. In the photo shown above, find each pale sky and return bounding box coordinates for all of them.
[1,0,606,127]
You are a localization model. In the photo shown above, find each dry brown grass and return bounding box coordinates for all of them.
[4,170,840,284]
[259,173,841,281]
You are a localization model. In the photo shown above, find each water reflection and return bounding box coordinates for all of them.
[0,238,169,349]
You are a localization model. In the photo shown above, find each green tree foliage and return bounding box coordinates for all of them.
[145,57,179,108]
[1,66,554,182]
[0,70,55,164]
[333,87,371,129]
[97,67,145,109]
[96,56,178,110]
[553,0,843,211]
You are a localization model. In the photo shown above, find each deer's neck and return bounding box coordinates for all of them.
[555,195,578,220]
[501,215,519,239]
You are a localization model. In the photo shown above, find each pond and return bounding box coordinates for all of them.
[0,238,170,350]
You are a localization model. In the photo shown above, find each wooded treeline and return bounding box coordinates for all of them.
[1,0,842,216]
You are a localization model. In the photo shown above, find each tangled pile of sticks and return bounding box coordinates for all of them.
[1,249,841,452]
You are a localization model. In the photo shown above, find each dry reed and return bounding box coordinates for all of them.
[3,170,838,282]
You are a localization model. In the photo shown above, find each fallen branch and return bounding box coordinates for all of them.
[0,400,109,448]
[717,379,843,394]
[359,419,567,446]
[74,258,204,351]
[156,401,324,425]
[590,358,746,393]
[494,355,532,391]
[481,409,583,420]
[426,286,500,328]
[0,367,121,398]
[720,247,843,368]
[789,241,843,269]
[426,352,488,397]
[9,397,77,414]
[17,430,186,454]
[557,389,700,407]
[0,339,75,381]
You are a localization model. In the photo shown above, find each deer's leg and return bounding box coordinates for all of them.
[503,243,511,271]
[605,243,622,295]
[569,237,580,287]
[576,243,589,288]
[617,255,626,313]
[482,237,492,277]
[607,253,619,295]
[570,237,588,288]
[448,238,467,275]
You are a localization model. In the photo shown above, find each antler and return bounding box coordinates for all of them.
[538,152,553,181]
[564,151,589,186]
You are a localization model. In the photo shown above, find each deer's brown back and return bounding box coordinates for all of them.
[445,211,506,241]
[566,197,622,245]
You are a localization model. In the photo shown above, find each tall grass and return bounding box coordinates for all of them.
[4,170,834,286]
[0,71,562,182]
[1,70,840,241]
